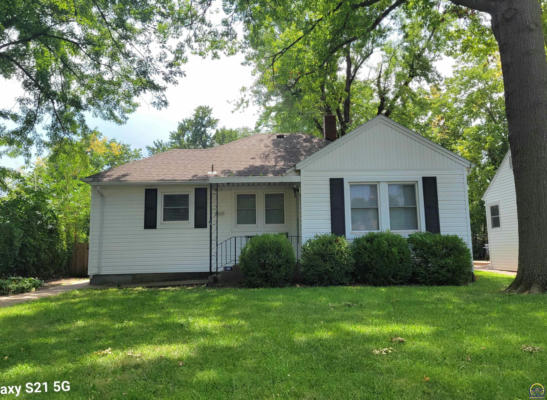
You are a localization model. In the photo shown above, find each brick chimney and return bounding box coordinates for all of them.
[323,114,337,141]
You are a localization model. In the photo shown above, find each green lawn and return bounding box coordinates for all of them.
[0,272,545,399]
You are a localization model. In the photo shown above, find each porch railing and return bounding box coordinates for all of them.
[216,235,302,272]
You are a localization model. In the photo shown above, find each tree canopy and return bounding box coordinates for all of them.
[0,0,216,157]
[146,106,251,155]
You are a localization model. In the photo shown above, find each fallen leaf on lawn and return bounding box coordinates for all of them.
[466,355,471,362]
[423,376,430,382]
[95,348,112,356]
[178,361,184,366]
[126,351,142,358]
[391,337,405,343]
[372,347,395,355]
[480,346,486,350]
[3,356,8,360]
[521,345,542,353]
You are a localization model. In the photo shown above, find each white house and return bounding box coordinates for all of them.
[84,115,472,284]
[482,152,518,271]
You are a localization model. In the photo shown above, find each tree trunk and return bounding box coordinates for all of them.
[488,0,547,293]
[450,0,547,292]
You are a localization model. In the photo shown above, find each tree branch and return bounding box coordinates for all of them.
[449,0,493,13]
[0,30,50,50]
[0,53,68,134]
[352,0,383,9]
[269,0,346,66]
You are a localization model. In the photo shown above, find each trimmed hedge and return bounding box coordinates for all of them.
[408,232,473,285]
[0,277,43,296]
[300,234,353,285]
[352,232,413,285]
[239,234,296,287]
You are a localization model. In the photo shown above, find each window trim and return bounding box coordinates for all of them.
[349,182,381,233]
[264,192,286,225]
[489,203,501,229]
[235,192,258,226]
[387,182,420,232]
[161,191,191,224]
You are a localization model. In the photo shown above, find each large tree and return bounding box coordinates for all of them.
[0,0,214,160]
[452,0,546,293]
[147,106,252,155]
[146,105,219,154]
[237,0,452,136]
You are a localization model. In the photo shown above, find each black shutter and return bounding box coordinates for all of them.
[329,178,346,236]
[144,188,157,229]
[194,187,207,228]
[422,177,440,233]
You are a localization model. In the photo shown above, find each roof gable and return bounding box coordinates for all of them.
[482,151,511,200]
[296,115,471,170]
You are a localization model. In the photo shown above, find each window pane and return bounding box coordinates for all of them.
[490,205,499,217]
[237,194,256,210]
[164,194,188,208]
[265,194,284,224]
[164,207,189,221]
[237,209,256,224]
[388,184,416,207]
[351,208,379,231]
[265,194,283,209]
[351,185,378,208]
[389,207,418,230]
[491,215,500,228]
[266,209,284,224]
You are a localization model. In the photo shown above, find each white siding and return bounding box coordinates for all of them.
[482,153,518,271]
[299,119,472,249]
[88,184,298,276]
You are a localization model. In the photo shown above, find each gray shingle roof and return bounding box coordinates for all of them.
[84,133,327,183]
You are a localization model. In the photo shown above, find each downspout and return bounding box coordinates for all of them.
[215,184,219,273]
[209,183,213,275]
[95,186,105,275]
[293,186,300,239]
[293,185,300,259]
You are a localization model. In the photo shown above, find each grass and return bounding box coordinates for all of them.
[0,271,545,399]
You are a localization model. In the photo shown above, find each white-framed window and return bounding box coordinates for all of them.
[350,183,379,231]
[490,204,500,228]
[388,183,418,231]
[237,194,256,225]
[265,193,284,224]
[162,193,189,222]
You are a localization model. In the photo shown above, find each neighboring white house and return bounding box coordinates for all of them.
[84,115,472,284]
[482,152,518,271]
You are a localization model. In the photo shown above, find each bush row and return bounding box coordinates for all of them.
[239,232,472,287]
[0,277,43,296]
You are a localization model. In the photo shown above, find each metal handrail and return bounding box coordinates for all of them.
[216,235,302,272]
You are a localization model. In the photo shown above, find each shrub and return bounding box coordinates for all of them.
[352,232,412,285]
[0,277,43,296]
[408,232,473,285]
[299,234,353,285]
[0,190,67,279]
[239,234,296,287]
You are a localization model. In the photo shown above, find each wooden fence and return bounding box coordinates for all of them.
[70,243,89,277]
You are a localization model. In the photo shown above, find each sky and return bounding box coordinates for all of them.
[0,51,261,169]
